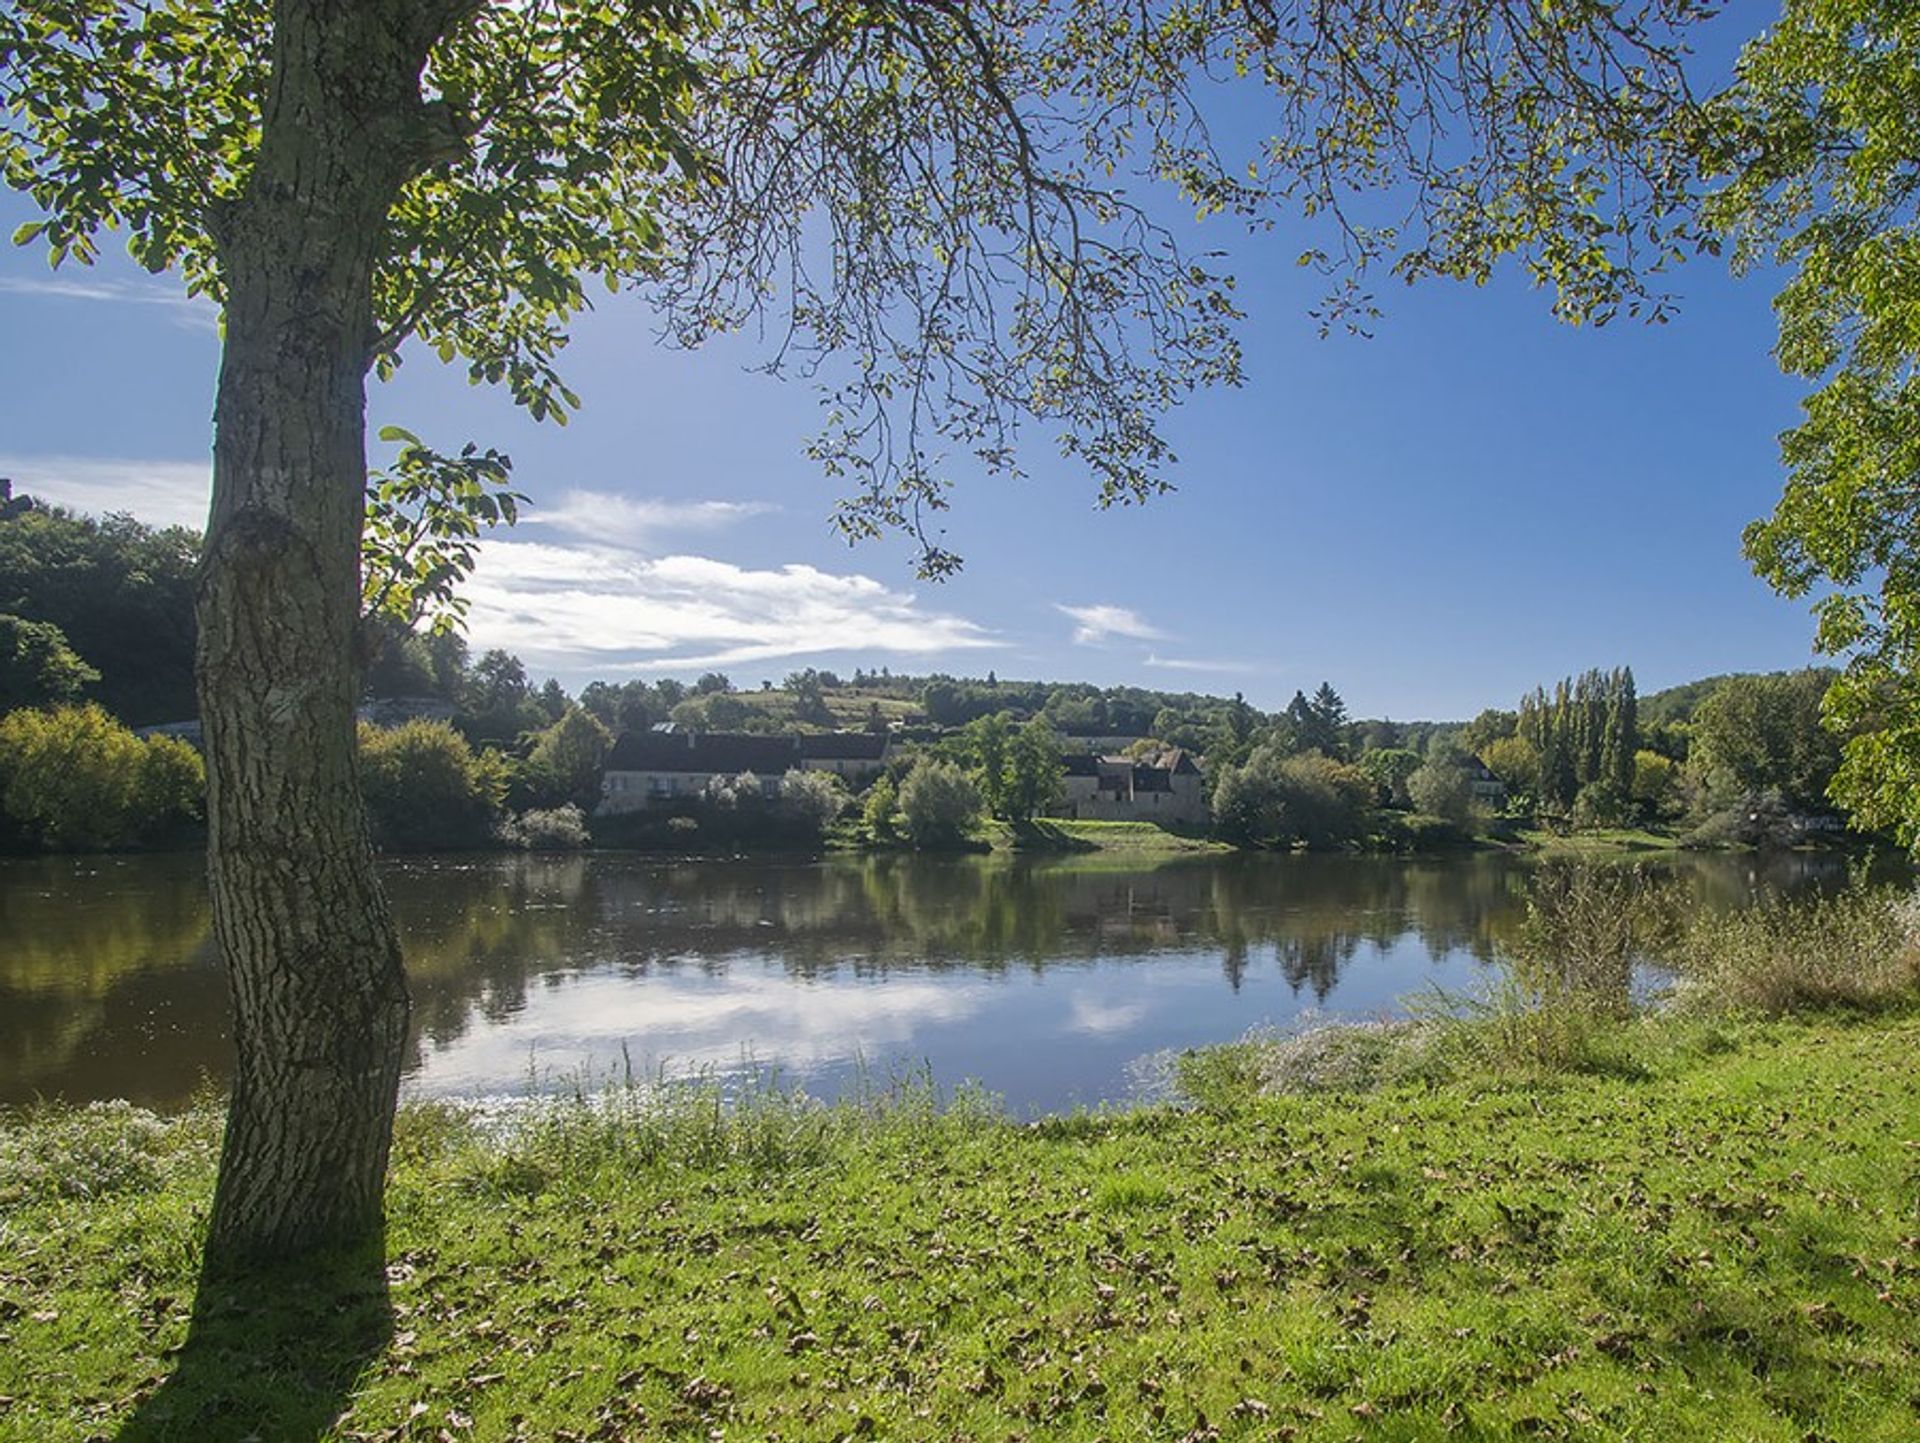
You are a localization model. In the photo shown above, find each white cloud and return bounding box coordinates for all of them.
[524,488,776,549]
[0,275,217,329]
[1057,603,1167,645]
[1065,994,1149,1037]
[407,968,994,1095]
[0,455,212,531]
[463,539,1001,672]
[1144,653,1251,675]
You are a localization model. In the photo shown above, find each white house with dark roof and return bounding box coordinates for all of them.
[1054,749,1206,825]
[598,731,891,813]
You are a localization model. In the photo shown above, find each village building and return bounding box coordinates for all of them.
[1054,749,1206,825]
[1461,754,1508,809]
[598,730,891,813]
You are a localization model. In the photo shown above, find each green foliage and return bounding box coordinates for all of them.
[457,649,551,746]
[2,0,1718,578]
[1675,875,1920,1017]
[1210,746,1371,850]
[519,707,612,813]
[1507,862,1675,1022]
[0,498,198,725]
[0,703,203,850]
[358,720,506,852]
[0,611,96,709]
[1688,670,1838,813]
[860,773,899,840]
[1355,746,1422,806]
[777,768,848,834]
[1479,733,1540,799]
[952,713,1064,821]
[496,804,592,852]
[1631,748,1682,819]
[1710,2,1920,847]
[1518,667,1637,816]
[1407,751,1476,825]
[361,431,525,637]
[897,758,982,848]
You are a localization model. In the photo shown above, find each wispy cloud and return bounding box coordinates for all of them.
[523,488,776,550]
[464,539,1001,673]
[0,455,211,531]
[0,274,216,330]
[1057,603,1167,646]
[1144,653,1251,675]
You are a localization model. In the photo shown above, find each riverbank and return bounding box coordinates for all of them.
[5,1012,1918,1441]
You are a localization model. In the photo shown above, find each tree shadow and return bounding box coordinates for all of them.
[115,1238,392,1443]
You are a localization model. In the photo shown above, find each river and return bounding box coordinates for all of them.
[0,848,1863,1114]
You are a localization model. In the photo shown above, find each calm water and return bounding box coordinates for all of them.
[0,849,1864,1114]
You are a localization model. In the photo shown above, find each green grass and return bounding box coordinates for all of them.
[992,818,1227,854]
[1516,826,1681,855]
[6,1017,1920,1441]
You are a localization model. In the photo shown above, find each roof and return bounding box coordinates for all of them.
[606,731,800,775]
[1061,754,1101,777]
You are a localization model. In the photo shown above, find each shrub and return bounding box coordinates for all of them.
[0,703,203,850]
[1407,752,1475,825]
[861,773,899,839]
[1210,747,1371,849]
[1570,777,1631,830]
[1507,862,1675,1020]
[897,758,982,847]
[519,706,612,811]
[1673,878,1920,1016]
[359,719,507,851]
[778,767,848,832]
[498,804,592,851]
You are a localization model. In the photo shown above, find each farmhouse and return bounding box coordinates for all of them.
[1055,749,1206,825]
[599,730,891,813]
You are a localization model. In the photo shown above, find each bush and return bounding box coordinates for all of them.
[0,703,204,850]
[1407,753,1475,825]
[1507,862,1675,1020]
[861,773,899,839]
[359,719,507,851]
[498,804,592,851]
[1210,747,1371,849]
[1674,878,1920,1016]
[1681,788,1821,849]
[1570,777,1631,830]
[778,768,848,832]
[1373,811,1469,853]
[897,758,982,847]
[519,707,613,811]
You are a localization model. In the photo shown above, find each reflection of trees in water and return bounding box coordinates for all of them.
[0,853,218,1102]
[3,847,1878,1108]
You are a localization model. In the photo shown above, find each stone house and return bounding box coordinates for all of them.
[1055,749,1206,825]
[598,730,890,813]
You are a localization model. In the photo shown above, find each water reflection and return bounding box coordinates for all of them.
[0,849,1870,1113]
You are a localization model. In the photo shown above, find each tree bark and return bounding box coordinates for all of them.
[197,0,465,1272]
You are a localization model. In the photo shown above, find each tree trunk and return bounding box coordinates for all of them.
[197,0,464,1272]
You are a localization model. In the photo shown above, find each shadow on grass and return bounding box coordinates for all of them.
[116,1240,391,1443]
[1006,819,1099,852]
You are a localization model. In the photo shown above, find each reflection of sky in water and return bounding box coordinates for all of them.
[9,849,1877,1113]
[404,933,1493,1115]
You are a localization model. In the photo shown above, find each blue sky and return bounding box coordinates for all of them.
[0,14,1821,720]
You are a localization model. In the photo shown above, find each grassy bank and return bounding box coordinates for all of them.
[994,817,1228,854]
[1514,826,1681,855]
[6,1010,1920,1442]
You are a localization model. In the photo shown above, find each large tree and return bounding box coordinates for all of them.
[2,0,1709,1271]
[1715,0,1920,844]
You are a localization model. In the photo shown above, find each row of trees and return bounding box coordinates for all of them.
[1516,668,1640,818]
